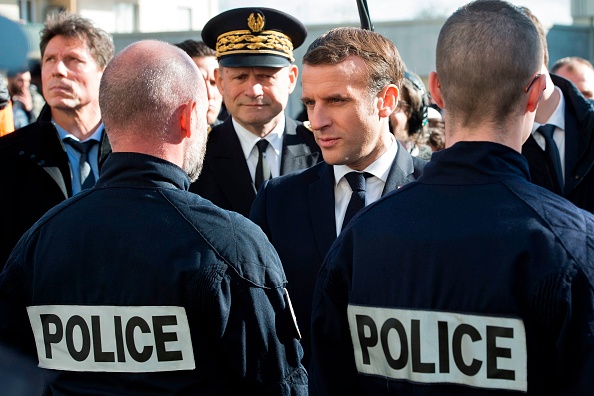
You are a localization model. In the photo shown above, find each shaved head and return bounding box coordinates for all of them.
[100,40,209,180]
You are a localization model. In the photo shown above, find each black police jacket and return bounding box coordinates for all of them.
[311,142,594,395]
[0,152,307,395]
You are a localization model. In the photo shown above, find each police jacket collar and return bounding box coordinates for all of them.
[96,152,191,191]
[419,141,530,184]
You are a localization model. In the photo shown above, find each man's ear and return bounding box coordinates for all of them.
[526,73,546,113]
[214,68,224,94]
[180,100,197,139]
[287,64,299,94]
[428,71,444,109]
[377,84,399,118]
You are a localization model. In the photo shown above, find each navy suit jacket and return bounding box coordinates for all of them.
[190,116,321,217]
[522,74,594,212]
[249,141,426,367]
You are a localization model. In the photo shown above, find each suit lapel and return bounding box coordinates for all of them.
[564,108,579,193]
[34,122,71,198]
[382,140,417,196]
[211,120,257,211]
[280,117,319,174]
[308,163,337,260]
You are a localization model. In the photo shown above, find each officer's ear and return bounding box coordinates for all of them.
[180,100,197,139]
[287,64,299,95]
[215,67,224,95]
[428,71,444,109]
[525,73,546,113]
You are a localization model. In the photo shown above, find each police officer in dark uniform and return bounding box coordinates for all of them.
[309,1,594,394]
[0,40,306,395]
[190,7,321,217]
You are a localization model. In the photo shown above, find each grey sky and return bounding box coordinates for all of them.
[220,0,571,28]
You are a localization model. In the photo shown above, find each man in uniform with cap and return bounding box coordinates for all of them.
[190,7,321,217]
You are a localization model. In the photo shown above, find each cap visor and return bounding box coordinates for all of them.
[218,54,291,68]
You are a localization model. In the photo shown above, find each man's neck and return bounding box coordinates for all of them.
[51,106,102,140]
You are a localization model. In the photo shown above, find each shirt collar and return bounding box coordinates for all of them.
[333,133,398,185]
[233,116,286,159]
[532,85,565,133]
[53,119,104,143]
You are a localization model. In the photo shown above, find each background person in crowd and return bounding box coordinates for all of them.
[427,106,444,129]
[7,69,35,128]
[521,7,594,213]
[0,12,114,268]
[551,56,594,100]
[190,7,321,217]
[28,59,45,101]
[389,70,432,160]
[427,126,446,152]
[0,39,307,395]
[427,106,446,152]
[174,39,227,128]
[0,78,14,136]
[309,1,594,394]
[250,26,426,367]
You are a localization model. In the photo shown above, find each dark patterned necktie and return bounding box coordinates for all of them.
[64,137,97,190]
[537,124,563,192]
[342,171,371,231]
[255,139,271,190]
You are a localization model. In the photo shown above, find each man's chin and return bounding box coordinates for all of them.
[47,99,79,111]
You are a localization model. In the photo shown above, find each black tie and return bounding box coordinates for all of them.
[537,124,563,192]
[342,172,370,231]
[255,139,271,190]
[64,137,97,190]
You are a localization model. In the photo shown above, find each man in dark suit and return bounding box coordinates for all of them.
[0,13,114,267]
[250,27,426,366]
[521,8,594,213]
[190,7,321,217]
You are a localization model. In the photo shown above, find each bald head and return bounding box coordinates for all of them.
[99,40,209,181]
[100,40,207,142]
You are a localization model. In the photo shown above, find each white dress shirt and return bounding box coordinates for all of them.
[333,134,398,235]
[531,86,566,183]
[234,117,285,183]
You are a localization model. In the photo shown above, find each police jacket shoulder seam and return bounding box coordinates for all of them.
[502,180,591,279]
[157,190,285,289]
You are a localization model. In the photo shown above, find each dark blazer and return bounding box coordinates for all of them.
[189,116,321,217]
[522,74,594,212]
[0,105,111,268]
[249,141,426,367]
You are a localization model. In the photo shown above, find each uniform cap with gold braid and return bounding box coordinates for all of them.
[201,7,307,68]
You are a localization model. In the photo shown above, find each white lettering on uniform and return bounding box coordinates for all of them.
[347,305,527,392]
[27,305,195,372]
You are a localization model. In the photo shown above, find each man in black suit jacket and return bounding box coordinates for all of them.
[190,7,321,216]
[0,13,113,267]
[250,27,426,366]
[521,8,594,212]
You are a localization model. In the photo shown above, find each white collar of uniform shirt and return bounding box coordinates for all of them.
[234,116,285,179]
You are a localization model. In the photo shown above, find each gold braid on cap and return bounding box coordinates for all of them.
[215,12,295,62]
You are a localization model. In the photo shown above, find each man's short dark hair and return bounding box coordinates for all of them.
[520,6,549,68]
[40,12,114,69]
[174,40,216,58]
[303,27,404,96]
[437,0,542,127]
